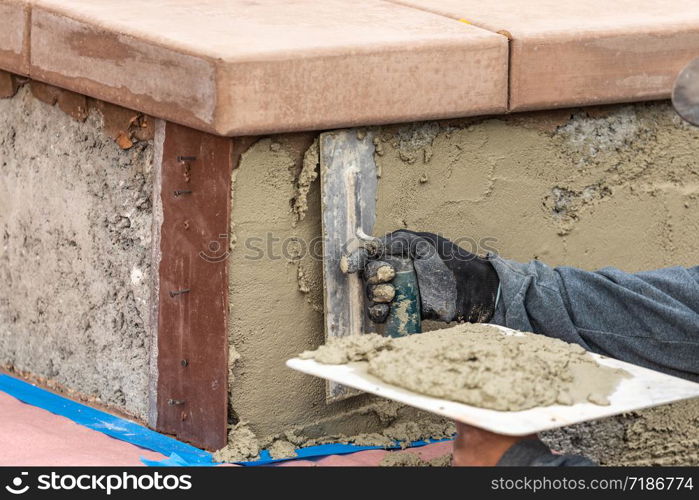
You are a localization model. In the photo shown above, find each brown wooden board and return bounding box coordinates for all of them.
[156,122,232,450]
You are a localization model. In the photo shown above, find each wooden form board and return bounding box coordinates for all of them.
[155,122,233,450]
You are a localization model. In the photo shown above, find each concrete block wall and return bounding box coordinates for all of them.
[0,78,155,419]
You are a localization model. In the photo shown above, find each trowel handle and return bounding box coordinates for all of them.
[384,256,422,338]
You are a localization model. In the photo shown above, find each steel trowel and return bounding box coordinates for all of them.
[318,130,422,402]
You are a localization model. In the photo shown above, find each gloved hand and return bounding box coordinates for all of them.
[343,230,500,324]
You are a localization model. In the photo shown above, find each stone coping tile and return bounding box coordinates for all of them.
[1,0,695,135]
[390,0,699,110]
[8,0,508,135]
[0,0,30,75]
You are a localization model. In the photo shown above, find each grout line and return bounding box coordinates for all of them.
[497,30,514,113]
[23,2,32,76]
[381,1,514,113]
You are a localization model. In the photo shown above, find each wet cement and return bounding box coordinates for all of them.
[380,451,452,467]
[300,324,627,411]
[212,422,260,462]
[214,400,456,462]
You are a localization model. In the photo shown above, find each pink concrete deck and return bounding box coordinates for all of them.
[0,391,167,466]
[1,1,696,135]
[0,390,452,466]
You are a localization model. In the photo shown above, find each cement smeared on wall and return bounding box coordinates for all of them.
[226,101,699,464]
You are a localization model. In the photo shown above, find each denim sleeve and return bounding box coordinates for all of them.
[489,256,699,382]
[497,438,596,466]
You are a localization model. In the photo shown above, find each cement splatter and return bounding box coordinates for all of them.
[380,451,452,467]
[267,440,298,460]
[213,422,260,463]
[291,138,319,226]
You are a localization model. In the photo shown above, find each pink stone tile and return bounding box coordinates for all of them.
[0,391,167,466]
[27,0,508,135]
[0,386,451,467]
[390,0,699,110]
[0,0,30,75]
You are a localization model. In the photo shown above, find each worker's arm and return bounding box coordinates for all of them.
[488,255,699,382]
[352,229,699,383]
[497,438,595,466]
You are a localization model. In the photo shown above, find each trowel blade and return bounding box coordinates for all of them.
[319,129,378,403]
[673,57,699,126]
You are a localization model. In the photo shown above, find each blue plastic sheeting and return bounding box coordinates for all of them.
[0,373,453,467]
[140,437,452,467]
[235,438,452,466]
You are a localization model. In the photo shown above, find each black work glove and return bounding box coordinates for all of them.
[345,230,500,324]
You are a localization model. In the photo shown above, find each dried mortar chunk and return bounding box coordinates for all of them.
[366,263,396,284]
[213,422,260,463]
[291,138,319,226]
[268,440,298,460]
[299,324,627,411]
[370,283,395,303]
[380,451,452,467]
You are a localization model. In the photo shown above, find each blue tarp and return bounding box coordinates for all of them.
[0,373,452,466]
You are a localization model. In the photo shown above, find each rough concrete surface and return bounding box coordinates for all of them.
[0,85,154,419]
[541,398,699,466]
[227,100,699,464]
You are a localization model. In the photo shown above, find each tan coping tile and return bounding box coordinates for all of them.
[389,0,699,110]
[23,0,508,135]
[0,0,31,75]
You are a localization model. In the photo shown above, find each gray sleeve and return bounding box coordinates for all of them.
[497,438,596,467]
[489,256,699,382]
